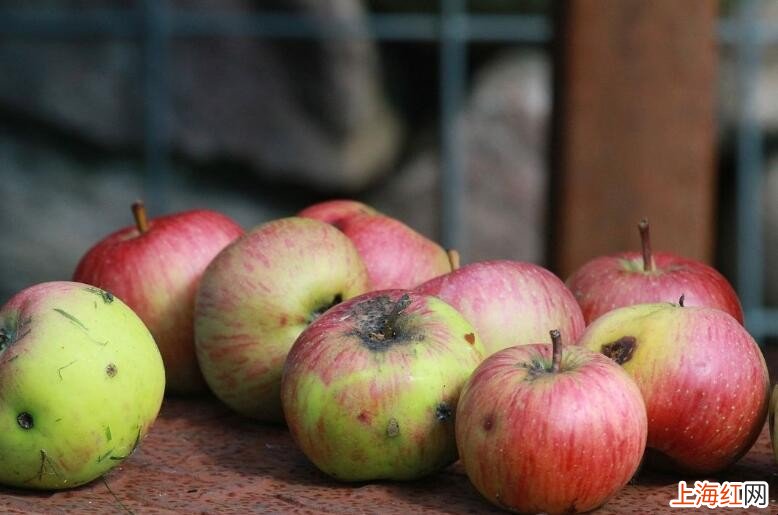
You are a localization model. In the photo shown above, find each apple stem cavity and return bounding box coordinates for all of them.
[376,294,411,341]
[638,218,654,272]
[131,200,150,234]
[549,329,562,373]
[447,249,461,271]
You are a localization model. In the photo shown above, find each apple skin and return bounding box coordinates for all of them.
[415,260,585,356]
[331,213,452,290]
[298,199,377,226]
[578,303,769,474]
[194,217,371,422]
[73,209,243,395]
[281,290,485,481]
[0,281,165,489]
[566,251,744,325]
[770,385,777,466]
[456,343,646,514]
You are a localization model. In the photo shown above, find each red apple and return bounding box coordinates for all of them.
[566,219,743,324]
[415,260,585,356]
[334,213,453,290]
[281,290,485,481]
[298,199,377,226]
[456,330,647,514]
[194,217,371,422]
[73,202,243,394]
[578,301,769,473]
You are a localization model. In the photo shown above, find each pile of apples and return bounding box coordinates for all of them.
[0,199,773,514]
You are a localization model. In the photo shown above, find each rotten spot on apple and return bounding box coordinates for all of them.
[464,333,475,345]
[106,363,117,377]
[386,417,400,438]
[17,412,33,430]
[435,402,453,422]
[601,336,637,364]
[351,294,419,350]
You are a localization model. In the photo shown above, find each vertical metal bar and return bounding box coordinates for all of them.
[439,0,467,253]
[142,0,169,215]
[735,0,765,339]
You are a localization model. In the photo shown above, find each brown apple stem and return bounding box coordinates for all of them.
[549,329,562,373]
[132,201,149,234]
[447,249,461,271]
[638,218,654,272]
[679,294,685,307]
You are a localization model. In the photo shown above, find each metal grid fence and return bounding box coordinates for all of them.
[0,1,773,341]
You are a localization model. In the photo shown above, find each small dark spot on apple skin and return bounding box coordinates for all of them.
[464,333,475,345]
[483,414,494,432]
[386,417,400,438]
[435,402,453,422]
[106,363,117,377]
[279,315,287,327]
[357,411,371,424]
[17,412,33,430]
[601,336,638,365]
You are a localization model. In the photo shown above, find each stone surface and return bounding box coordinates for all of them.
[370,50,549,265]
[0,0,401,191]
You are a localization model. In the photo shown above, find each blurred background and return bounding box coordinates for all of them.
[0,0,776,353]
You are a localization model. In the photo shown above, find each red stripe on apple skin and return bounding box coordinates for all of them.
[566,251,744,325]
[456,344,647,514]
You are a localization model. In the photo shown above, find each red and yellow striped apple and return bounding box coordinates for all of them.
[194,217,370,422]
[566,219,743,324]
[281,290,485,481]
[73,201,243,394]
[578,301,769,473]
[415,260,585,356]
[456,331,646,514]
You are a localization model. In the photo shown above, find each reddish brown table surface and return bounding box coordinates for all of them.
[1,395,775,514]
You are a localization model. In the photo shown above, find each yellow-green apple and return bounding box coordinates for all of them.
[281,290,485,481]
[194,217,370,422]
[578,301,769,474]
[770,385,777,465]
[73,201,243,395]
[566,219,743,324]
[456,330,646,514]
[298,199,377,225]
[415,260,585,356]
[0,281,165,489]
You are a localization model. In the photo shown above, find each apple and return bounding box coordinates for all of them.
[566,219,743,324]
[0,281,165,489]
[281,290,485,481]
[456,330,647,514]
[194,217,371,422]
[415,260,586,356]
[298,199,377,226]
[73,201,243,395]
[578,300,769,474]
[770,385,777,466]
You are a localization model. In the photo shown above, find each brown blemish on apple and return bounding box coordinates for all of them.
[279,314,288,327]
[106,363,118,377]
[386,417,400,438]
[352,294,422,351]
[464,333,475,345]
[435,402,453,422]
[483,413,495,431]
[17,412,33,430]
[357,411,371,424]
[601,336,638,365]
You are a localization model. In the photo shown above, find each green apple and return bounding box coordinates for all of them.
[0,281,165,489]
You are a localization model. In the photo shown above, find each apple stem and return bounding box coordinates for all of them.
[132,201,150,234]
[679,294,685,307]
[377,294,411,340]
[447,249,461,271]
[638,218,654,272]
[549,329,562,373]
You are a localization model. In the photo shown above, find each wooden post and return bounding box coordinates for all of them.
[551,0,718,279]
